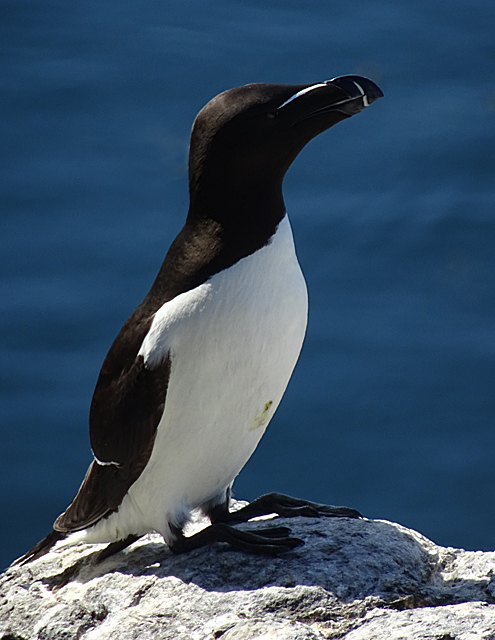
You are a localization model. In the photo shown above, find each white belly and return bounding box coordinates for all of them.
[81,214,307,545]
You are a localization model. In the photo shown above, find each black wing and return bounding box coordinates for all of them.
[54,311,171,532]
[53,213,236,533]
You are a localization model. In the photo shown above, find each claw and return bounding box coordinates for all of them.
[170,522,302,556]
[218,493,362,524]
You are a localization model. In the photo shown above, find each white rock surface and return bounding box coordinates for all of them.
[1,505,495,639]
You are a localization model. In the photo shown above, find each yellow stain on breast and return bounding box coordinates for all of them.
[249,400,274,431]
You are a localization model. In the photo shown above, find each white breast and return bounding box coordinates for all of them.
[81,214,308,545]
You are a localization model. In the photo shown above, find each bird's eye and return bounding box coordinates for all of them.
[266,111,277,119]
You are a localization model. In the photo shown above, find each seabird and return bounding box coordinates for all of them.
[18,75,383,564]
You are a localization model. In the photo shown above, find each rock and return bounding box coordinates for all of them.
[1,504,494,639]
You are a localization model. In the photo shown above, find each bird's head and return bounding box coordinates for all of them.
[188,76,383,205]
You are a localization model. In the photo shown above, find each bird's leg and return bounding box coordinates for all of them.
[96,493,361,560]
[168,522,303,555]
[95,534,142,563]
[211,492,362,525]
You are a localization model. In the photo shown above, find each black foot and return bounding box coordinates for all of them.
[214,492,362,525]
[169,523,303,556]
[95,534,142,563]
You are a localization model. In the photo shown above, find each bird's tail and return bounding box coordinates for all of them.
[13,530,68,566]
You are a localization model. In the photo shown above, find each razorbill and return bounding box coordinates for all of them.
[18,75,383,564]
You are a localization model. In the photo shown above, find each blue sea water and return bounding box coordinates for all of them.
[1,0,495,570]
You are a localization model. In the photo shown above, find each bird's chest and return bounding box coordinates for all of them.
[139,216,308,503]
[143,215,307,380]
[162,217,306,400]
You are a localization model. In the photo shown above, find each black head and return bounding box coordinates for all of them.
[188,76,383,221]
[144,77,381,309]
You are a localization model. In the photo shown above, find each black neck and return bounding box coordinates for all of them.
[142,176,286,315]
[188,172,286,234]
